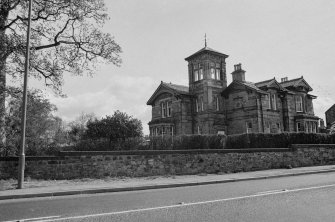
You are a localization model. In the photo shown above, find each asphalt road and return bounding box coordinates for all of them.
[1,172,335,222]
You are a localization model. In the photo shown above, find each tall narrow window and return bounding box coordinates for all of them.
[194,70,199,81]
[200,97,204,111]
[195,98,199,112]
[265,94,271,109]
[161,103,166,118]
[167,101,172,117]
[296,96,303,112]
[215,63,220,80]
[199,68,203,80]
[271,94,277,110]
[215,96,220,111]
[246,122,252,133]
[210,68,215,79]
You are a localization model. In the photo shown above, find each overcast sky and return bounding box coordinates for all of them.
[27,0,335,134]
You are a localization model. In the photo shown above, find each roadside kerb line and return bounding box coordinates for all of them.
[3,215,61,222]
[36,183,335,222]
[1,168,335,201]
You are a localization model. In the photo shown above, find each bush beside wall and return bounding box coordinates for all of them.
[225,133,335,149]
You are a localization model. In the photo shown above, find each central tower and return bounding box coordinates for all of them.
[185,45,229,134]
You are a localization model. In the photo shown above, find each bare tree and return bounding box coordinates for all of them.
[0,0,122,150]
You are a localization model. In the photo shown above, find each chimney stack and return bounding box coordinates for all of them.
[281,77,288,82]
[231,63,246,82]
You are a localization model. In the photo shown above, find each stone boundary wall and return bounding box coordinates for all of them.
[0,145,335,180]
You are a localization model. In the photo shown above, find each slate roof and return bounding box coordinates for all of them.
[326,104,335,114]
[185,46,228,61]
[255,78,287,91]
[146,81,190,105]
[280,77,304,88]
[279,76,313,91]
[161,82,189,94]
[242,81,267,93]
[222,80,268,96]
[254,78,275,88]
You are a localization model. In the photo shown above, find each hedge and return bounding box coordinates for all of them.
[149,135,226,150]
[51,132,335,153]
[225,132,335,149]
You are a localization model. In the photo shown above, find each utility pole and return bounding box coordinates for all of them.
[18,0,33,189]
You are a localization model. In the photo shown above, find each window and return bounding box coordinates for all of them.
[193,63,203,82]
[200,97,204,111]
[277,123,281,133]
[197,126,201,134]
[161,103,166,118]
[215,63,220,80]
[296,122,303,132]
[265,94,271,109]
[296,96,303,112]
[199,67,204,80]
[210,68,215,79]
[271,94,277,110]
[155,127,158,136]
[167,101,172,117]
[215,96,220,111]
[246,122,252,133]
[194,70,199,81]
[195,98,199,112]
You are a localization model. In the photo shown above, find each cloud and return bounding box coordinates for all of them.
[49,75,157,134]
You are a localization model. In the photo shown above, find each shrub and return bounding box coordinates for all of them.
[149,134,226,150]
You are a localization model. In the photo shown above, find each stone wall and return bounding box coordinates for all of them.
[1,145,335,180]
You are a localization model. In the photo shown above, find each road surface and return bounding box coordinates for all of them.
[1,172,335,221]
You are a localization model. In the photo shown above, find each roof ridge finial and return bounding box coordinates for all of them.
[204,33,207,47]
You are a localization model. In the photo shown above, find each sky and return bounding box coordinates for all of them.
[24,0,335,135]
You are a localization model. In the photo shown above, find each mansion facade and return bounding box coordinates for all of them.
[147,46,319,136]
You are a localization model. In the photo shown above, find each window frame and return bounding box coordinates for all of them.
[296,95,303,112]
[246,122,252,133]
[271,94,277,110]
[167,101,172,117]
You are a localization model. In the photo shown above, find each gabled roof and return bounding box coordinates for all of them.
[222,80,268,96]
[185,46,228,61]
[326,104,335,114]
[146,81,189,105]
[162,82,189,94]
[255,78,287,92]
[280,76,313,92]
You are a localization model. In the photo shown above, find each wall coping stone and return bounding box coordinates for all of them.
[59,148,291,156]
[291,144,335,149]
[0,156,64,161]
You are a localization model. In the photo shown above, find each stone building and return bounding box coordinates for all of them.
[147,45,319,136]
[325,104,335,129]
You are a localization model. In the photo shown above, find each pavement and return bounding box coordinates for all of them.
[1,164,335,201]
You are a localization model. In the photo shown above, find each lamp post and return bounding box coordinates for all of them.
[18,0,33,189]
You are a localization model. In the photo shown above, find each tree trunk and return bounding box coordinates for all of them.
[0,47,6,155]
[0,6,9,155]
